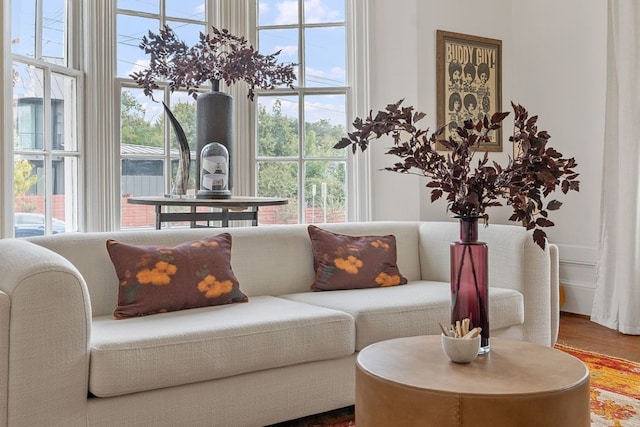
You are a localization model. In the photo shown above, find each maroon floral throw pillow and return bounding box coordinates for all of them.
[307,225,407,291]
[106,234,247,319]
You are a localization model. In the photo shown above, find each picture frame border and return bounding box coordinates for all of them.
[436,30,503,152]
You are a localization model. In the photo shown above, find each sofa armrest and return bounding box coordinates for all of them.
[0,239,91,427]
[418,222,558,347]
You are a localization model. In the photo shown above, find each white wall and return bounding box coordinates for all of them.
[367,0,421,221]
[367,0,607,314]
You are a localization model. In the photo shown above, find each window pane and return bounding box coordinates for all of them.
[121,158,165,199]
[166,0,205,21]
[120,88,164,150]
[117,0,158,14]
[11,0,36,57]
[53,155,78,232]
[121,159,165,229]
[304,0,345,24]
[258,0,298,26]
[13,62,45,150]
[257,96,300,157]
[14,155,78,236]
[257,161,299,224]
[304,94,346,157]
[14,155,42,214]
[259,28,299,85]
[168,92,197,153]
[305,26,346,87]
[117,15,159,78]
[166,21,206,46]
[51,73,77,151]
[304,161,346,223]
[42,0,66,64]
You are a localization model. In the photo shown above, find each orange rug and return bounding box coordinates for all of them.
[555,344,640,427]
[270,344,640,427]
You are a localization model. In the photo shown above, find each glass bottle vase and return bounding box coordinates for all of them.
[450,216,490,354]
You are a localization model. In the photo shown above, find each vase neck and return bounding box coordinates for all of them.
[210,79,220,92]
[458,217,479,243]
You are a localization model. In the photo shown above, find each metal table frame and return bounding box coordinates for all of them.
[126,196,288,229]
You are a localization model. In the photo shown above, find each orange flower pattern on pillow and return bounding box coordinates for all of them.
[334,255,363,274]
[136,261,178,286]
[375,271,402,287]
[197,274,233,298]
[191,240,219,248]
[107,234,247,319]
[370,239,390,250]
[308,225,407,291]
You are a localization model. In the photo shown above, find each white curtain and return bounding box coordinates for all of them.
[592,0,640,334]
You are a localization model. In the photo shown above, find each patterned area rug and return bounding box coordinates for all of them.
[556,344,640,427]
[269,344,640,427]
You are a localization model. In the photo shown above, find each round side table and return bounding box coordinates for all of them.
[356,336,590,427]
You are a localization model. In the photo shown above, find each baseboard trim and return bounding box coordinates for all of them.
[557,243,598,316]
[560,281,595,316]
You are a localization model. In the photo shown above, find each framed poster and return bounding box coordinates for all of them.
[436,30,502,152]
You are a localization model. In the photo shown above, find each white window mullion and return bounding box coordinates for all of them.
[35,0,43,59]
[348,0,371,222]
[42,68,53,232]
[298,92,305,222]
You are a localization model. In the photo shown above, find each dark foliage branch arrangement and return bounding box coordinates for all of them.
[129,25,296,194]
[130,25,296,100]
[334,100,580,249]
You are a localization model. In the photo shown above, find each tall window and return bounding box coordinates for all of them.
[255,0,349,224]
[116,1,206,229]
[11,0,81,237]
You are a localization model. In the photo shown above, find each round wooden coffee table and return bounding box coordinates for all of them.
[356,336,590,427]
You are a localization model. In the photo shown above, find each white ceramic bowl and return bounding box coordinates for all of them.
[441,333,480,363]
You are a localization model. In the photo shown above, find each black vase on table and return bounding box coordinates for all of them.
[196,79,234,198]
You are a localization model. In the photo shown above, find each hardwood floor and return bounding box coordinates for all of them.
[557,312,640,362]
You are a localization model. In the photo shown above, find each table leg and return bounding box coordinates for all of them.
[190,206,197,228]
[155,205,161,230]
[221,209,229,227]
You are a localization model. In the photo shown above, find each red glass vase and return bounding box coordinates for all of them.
[450,216,490,354]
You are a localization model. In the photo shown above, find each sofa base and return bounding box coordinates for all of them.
[87,355,356,427]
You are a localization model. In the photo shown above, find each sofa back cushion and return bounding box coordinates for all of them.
[417,221,549,295]
[28,222,422,317]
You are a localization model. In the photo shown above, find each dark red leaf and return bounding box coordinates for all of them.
[546,200,562,210]
[536,217,554,227]
[533,229,547,250]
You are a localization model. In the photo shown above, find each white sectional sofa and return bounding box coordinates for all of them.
[0,221,559,427]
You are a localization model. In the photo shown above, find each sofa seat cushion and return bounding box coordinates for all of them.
[280,281,523,350]
[89,295,355,397]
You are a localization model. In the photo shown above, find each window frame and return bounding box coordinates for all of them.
[1,0,370,235]
[113,2,211,229]
[249,0,370,224]
[6,0,84,237]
